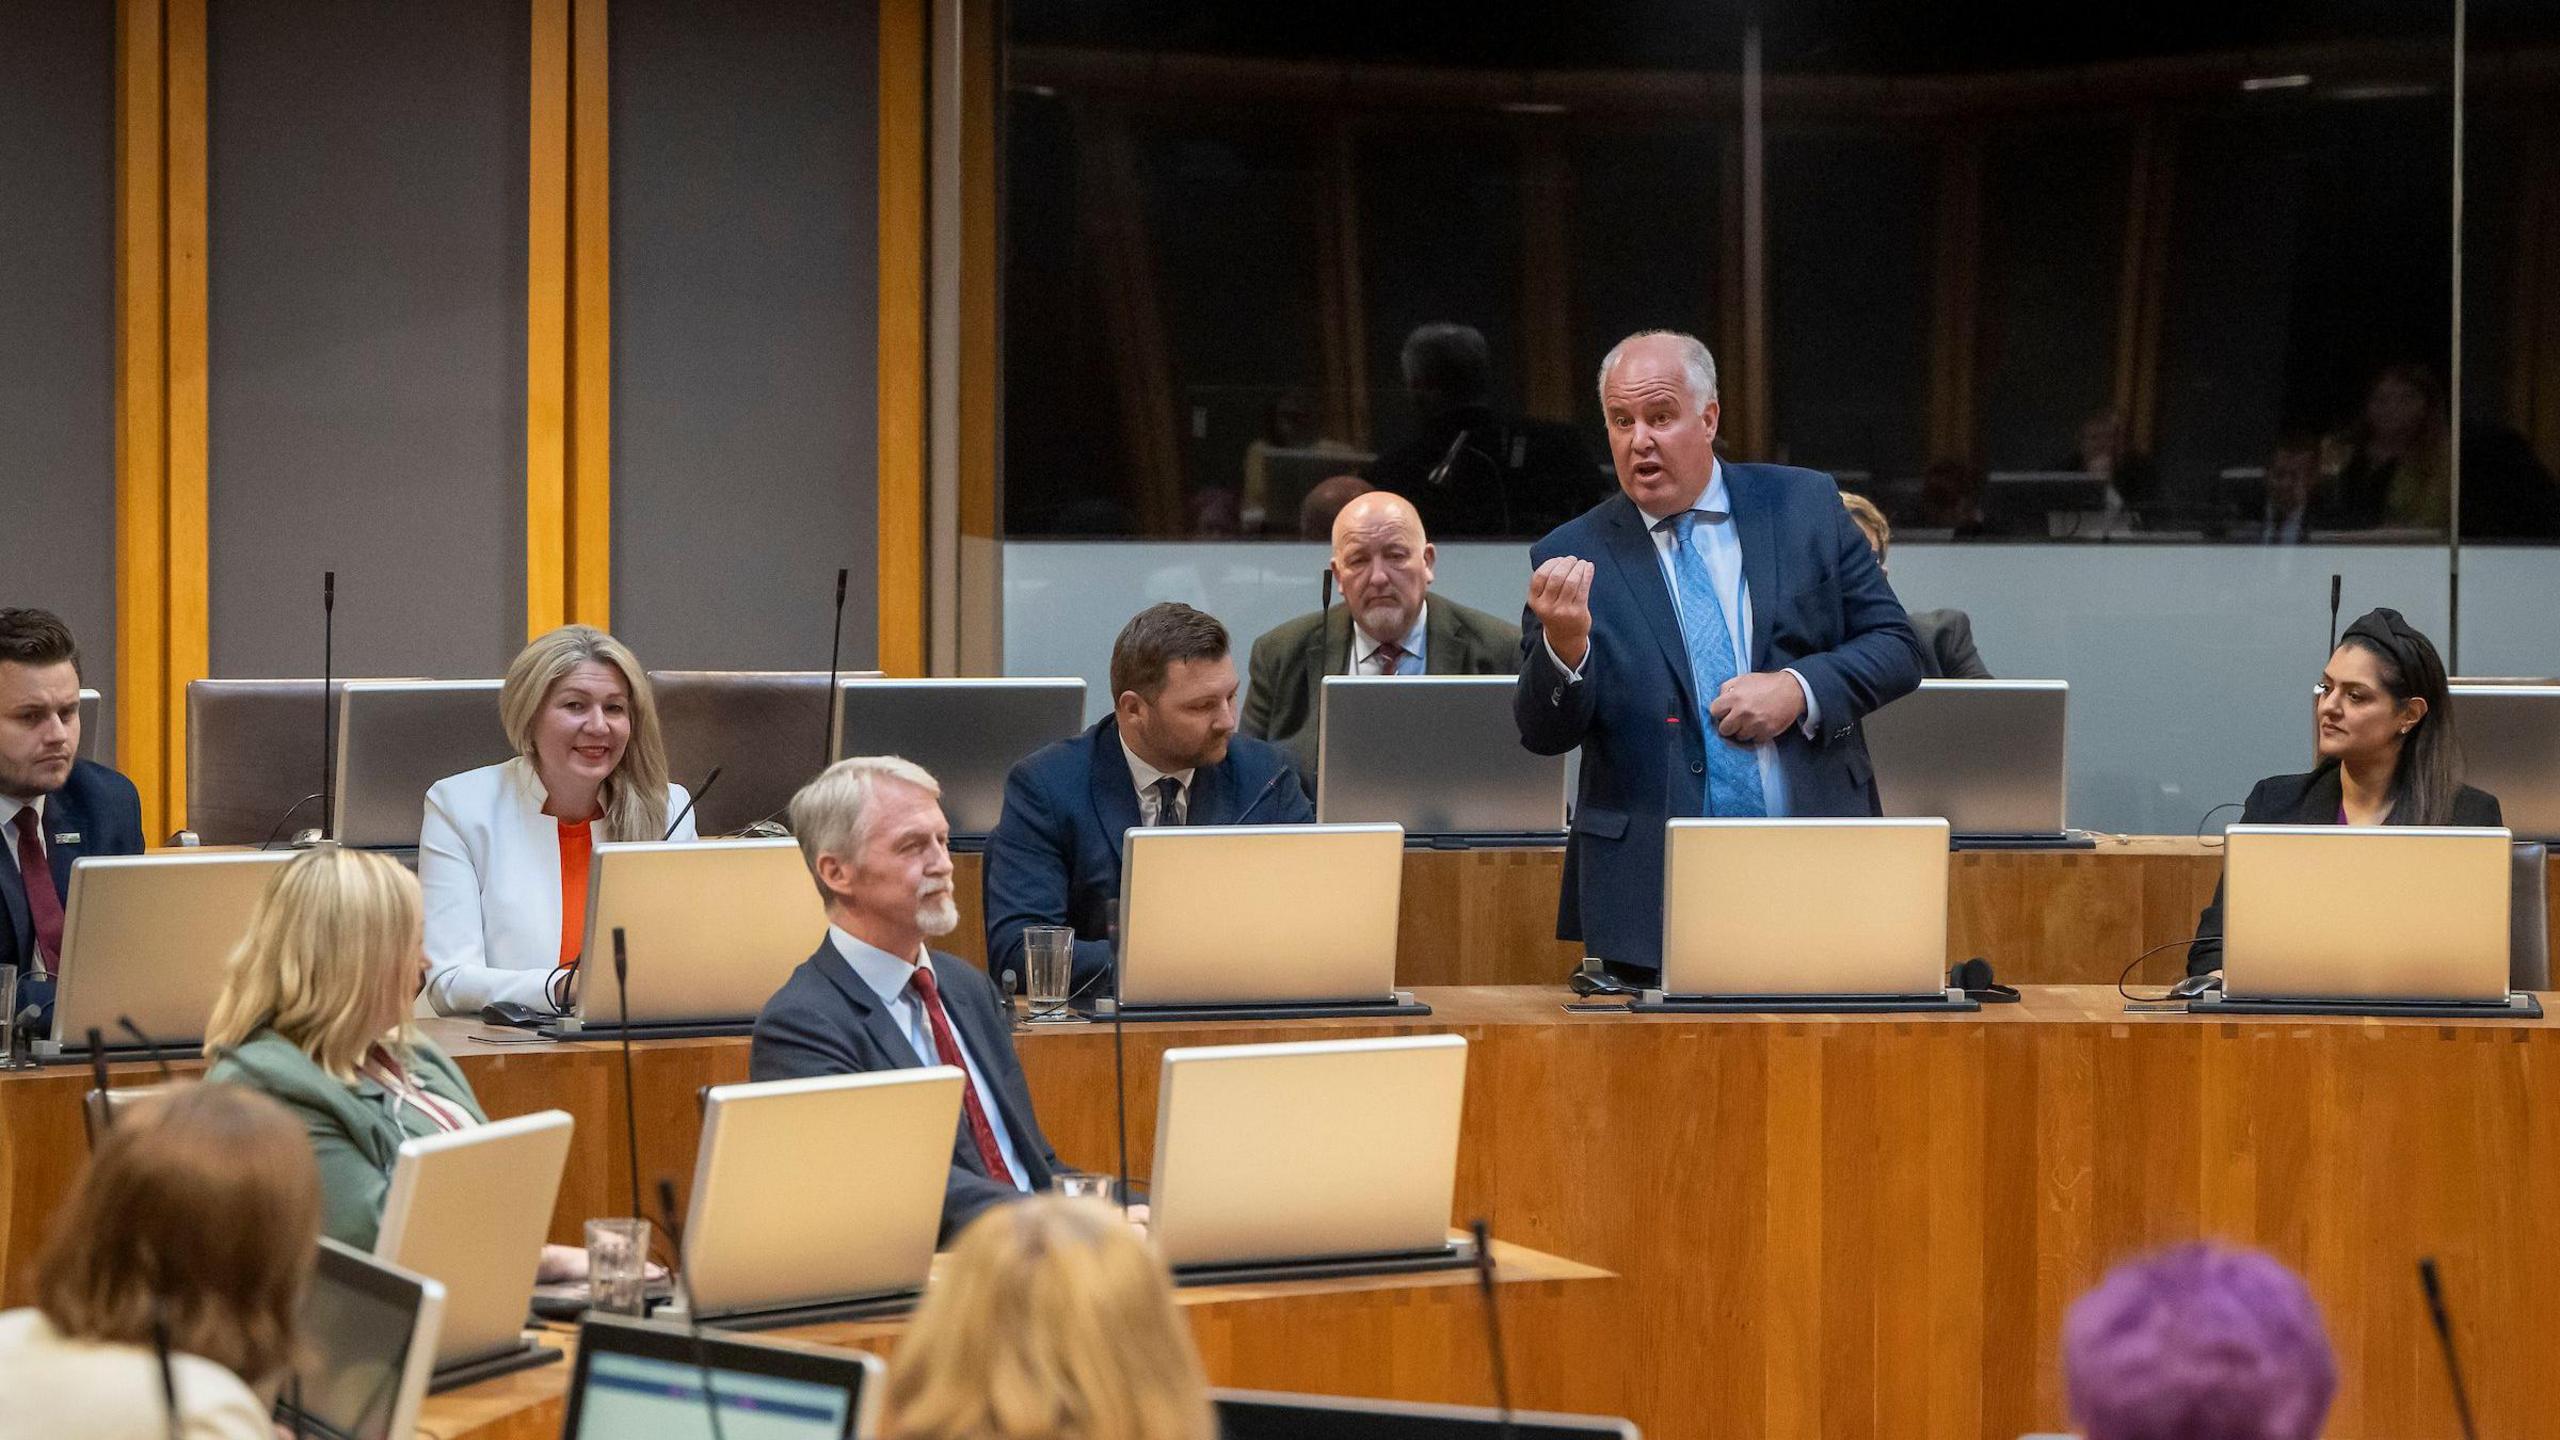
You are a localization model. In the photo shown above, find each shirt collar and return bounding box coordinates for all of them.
[1642,458,1731,532]
[1118,732,1194,796]
[1353,601,1429,667]
[829,923,931,1010]
[0,792,42,839]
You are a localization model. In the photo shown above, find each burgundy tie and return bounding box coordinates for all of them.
[12,809,63,977]
[908,964,1016,1184]
[1368,640,1408,675]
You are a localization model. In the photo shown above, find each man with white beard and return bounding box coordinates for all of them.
[750,756,1069,1241]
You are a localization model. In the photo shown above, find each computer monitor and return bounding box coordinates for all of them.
[275,1239,445,1440]
[1114,824,1411,1018]
[553,839,830,1038]
[1214,1389,1639,1440]
[1658,819,1952,1001]
[559,1314,881,1440]
[1149,1034,1468,1279]
[681,1069,960,1328]
[833,678,1086,839]
[43,851,296,1059]
[1861,679,2069,839]
[333,680,509,849]
[1317,676,1568,838]
[374,1109,574,1385]
[2447,685,2560,841]
[2221,825,2512,1003]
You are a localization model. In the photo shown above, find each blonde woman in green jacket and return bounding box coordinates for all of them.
[203,847,586,1280]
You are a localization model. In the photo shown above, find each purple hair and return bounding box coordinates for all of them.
[2062,1244,2337,1440]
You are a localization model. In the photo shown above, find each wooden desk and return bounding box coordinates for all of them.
[418,1242,1609,1440]
[952,838,2235,987]
[13,989,2553,1438]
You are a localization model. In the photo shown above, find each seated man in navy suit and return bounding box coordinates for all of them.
[985,601,1314,994]
[749,755,1066,1241]
[1,610,146,1019]
[1515,332,1924,983]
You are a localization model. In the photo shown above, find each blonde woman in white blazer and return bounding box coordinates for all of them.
[420,626,695,1016]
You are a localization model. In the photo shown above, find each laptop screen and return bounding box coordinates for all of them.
[570,1350,854,1439]
[277,1242,433,1440]
[1215,1393,1636,1439]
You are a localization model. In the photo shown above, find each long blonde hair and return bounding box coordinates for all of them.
[38,1083,321,1387]
[205,847,423,1081]
[885,1197,1214,1440]
[500,624,670,842]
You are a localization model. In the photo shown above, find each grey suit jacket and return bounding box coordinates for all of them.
[1241,595,1523,795]
[1908,608,1991,680]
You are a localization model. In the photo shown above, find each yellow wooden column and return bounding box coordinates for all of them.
[877,0,929,676]
[528,0,612,640]
[114,0,209,841]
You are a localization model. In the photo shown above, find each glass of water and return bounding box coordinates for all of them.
[584,1218,651,1317]
[1023,925,1075,1018]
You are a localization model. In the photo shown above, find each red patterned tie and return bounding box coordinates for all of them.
[908,964,1015,1184]
[1369,640,1409,675]
[12,810,63,977]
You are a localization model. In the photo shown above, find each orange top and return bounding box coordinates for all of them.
[557,819,594,968]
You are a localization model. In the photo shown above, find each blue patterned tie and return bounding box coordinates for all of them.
[1662,511,1768,817]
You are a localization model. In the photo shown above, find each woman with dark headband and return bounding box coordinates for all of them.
[2184,607,2500,976]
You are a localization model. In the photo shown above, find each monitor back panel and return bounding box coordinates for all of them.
[1317,676,1568,833]
[375,1110,574,1369]
[2223,825,2511,1001]
[1861,680,2068,836]
[834,679,1086,836]
[1149,1035,1466,1270]
[1213,1389,1640,1440]
[1661,819,1950,996]
[2448,685,2560,840]
[289,1238,445,1440]
[1117,825,1403,1007]
[52,851,296,1049]
[575,839,830,1026]
[333,681,510,849]
[683,1069,961,1318]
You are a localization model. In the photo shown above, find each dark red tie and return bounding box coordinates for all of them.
[13,809,63,977]
[908,964,1015,1185]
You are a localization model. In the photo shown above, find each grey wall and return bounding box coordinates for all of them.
[610,0,880,671]
[207,0,529,680]
[1,0,117,760]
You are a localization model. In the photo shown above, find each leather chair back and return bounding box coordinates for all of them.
[186,679,347,845]
[2513,842,2550,992]
[648,670,882,836]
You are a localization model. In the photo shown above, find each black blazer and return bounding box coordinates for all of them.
[2185,767,2503,975]
[748,940,1063,1241]
[1,758,145,982]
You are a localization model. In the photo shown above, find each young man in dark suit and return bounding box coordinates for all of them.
[985,602,1312,994]
[0,610,145,1010]
[1515,332,1924,983]
[749,755,1066,1241]
[1242,489,1523,796]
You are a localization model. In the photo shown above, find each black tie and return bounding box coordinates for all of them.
[1150,776,1185,826]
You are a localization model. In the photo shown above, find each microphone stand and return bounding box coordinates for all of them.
[1469,1217,1516,1440]
[822,567,849,773]
[319,571,336,842]
[655,1178,731,1440]
[662,766,721,841]
[2418,1258,2480,1440]
[611,929,642,1220]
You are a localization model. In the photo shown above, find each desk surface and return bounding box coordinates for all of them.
[418,1240,1609,1440]
[9,985,2555,1439]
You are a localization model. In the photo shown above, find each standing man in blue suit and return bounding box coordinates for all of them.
[986,602,1313,994]
[0,610,146,1014]
[1514,332,1924,983]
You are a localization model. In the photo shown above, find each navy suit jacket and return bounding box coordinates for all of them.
[984,716,1314,992]
[1514,468,1925,974]
[748,940,1063,1242]
[1,758,145,983]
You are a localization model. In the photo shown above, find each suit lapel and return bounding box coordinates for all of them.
[1085,719,1145,860]
[809,947,927,1068]
[0,844,28,965]
[1725,464,1782,669]
[933,959,1045,1180]
[1305,609,1348,719]
[1188,759,1237,826]
[1600,496,1700,713]
[2297,767,2347,824]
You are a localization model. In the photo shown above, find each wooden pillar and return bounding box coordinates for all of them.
[877,0,929,675]
[1073,105,1185,536]
[528,0,611,640]
[1927,129,1985,465]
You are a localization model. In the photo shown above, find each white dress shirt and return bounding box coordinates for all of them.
[1546,460,1817,815]
[1347,603,1428,675]
[418,756,696,1015]
[829,926,1029,1189]
[0,793,43,882]
[1119,735,1195,826]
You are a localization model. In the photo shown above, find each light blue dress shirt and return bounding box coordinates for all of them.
[829,925,1029,1190]
[1349,603,1428,675]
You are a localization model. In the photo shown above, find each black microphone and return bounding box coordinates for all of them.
[117,1015,173,1082]
[1468,1217,1516,1440]
[654,1176,731,1440]
[320,570,337,842]
[2418,1257,2480,1440]
[822,567,850,773]
[661,766,721,841]
[611,928,642,1220]
[1425,428,1471,490]
[2327,573,2342,655]
[150,1299,181,1440]
[1108,904,1131,1212]
[87,1028,112,1132]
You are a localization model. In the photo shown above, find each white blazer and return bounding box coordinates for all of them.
[419,756,695,1016]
